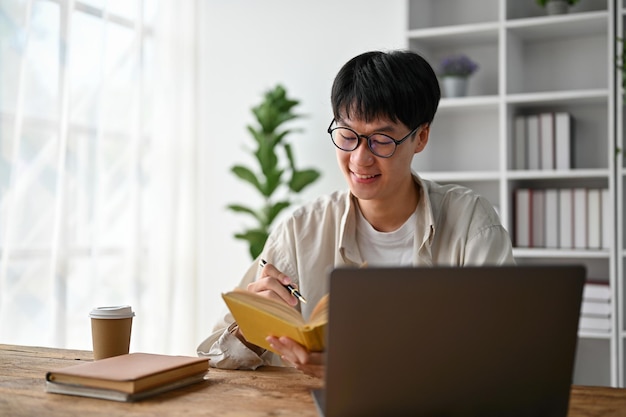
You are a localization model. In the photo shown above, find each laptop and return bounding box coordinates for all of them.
[313,265,585,417]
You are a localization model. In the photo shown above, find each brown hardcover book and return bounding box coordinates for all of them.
[45,353,209,400]
[222,290,328,353]
[45,372,207,402]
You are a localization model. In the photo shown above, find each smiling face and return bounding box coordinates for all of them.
[329,51,441,229]
[334,115,430,216]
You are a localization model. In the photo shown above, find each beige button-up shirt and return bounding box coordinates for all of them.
[197,174,515,369]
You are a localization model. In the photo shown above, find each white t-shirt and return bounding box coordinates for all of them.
[355,205,416,266]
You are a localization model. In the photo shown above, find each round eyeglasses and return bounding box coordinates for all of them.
[327,119,420,158]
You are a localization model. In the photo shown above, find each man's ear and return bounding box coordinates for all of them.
[413,124,430,154]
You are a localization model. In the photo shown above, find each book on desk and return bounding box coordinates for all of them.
[45,352,209,402]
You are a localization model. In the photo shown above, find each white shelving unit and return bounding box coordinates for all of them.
[408,0,618,386]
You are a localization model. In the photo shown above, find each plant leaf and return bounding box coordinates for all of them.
[289,169,321,192]
[284,143,296,170]
[231,165,263,192]
[265,201,291,226]
[226,204,263,223]
[247,126,266,146]
[253,85,301,132]
[272,129,299,147]
[284,143,320,191]
[263,168,283,196]
[256,136,280,177]
[234,229,269,259]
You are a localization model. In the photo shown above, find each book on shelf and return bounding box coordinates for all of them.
[45,352,209,402]
[581,300,611,317]
[513,112,572,171]
[539,112,554,170]
[531,189,545,248]
[222,290,328,353]
[559,188,574,249]
[579,316,611,333]
[578,284,611,334]
[526,115,541,170]
[601,188,611,249]
[514,115,527,170]
[554,112,571,170]
[573,188,587,250]
[514,187,607,250]
[583,281,611,302]
[544,189,559,248]
[515,188,531,247]
[587,188,601,249]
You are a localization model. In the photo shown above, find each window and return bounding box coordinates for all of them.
[0,0,199,354]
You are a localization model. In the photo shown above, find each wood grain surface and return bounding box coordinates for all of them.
[0,344,322,416]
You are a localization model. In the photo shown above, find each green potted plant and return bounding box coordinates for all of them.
[536,0,580,15]
[228,85,321,259]
[438,54,478,98]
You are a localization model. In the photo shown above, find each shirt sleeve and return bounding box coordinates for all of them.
[197,325,267,370]
[196,254,284,369]
[196,260,276,369]
[464,224,516,266]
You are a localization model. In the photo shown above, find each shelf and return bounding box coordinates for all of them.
[513,248,611,259]
[419,171,500,182]
[506,169,611,180]
[407,12,608,47]
[407,22,499,47]
[439,95,500,110]
[506,90,610,106]
[579,331,613,340]
[506,11,609,40]
[422,169,611,183]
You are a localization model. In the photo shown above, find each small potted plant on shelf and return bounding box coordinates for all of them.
[536,0,580,15]
[438,54,478,98]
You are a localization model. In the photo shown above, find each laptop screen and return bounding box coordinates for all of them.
[317,265,585,417]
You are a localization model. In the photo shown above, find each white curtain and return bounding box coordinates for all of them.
[0,0,199,355]
[145,0,199,355]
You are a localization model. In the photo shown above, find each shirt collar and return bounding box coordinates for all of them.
[339,171,436,265]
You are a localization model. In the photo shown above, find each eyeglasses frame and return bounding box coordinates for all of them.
[327,119,421,158]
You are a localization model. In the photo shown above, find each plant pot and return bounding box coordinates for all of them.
[546,0,569,15]
[442,76,468,98]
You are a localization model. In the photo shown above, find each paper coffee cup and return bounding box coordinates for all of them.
[89,305,135,360]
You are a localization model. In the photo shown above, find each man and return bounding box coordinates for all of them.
[197,50,514,378]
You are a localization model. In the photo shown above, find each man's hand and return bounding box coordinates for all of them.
[266,335,325,379]
[247,261,299,307]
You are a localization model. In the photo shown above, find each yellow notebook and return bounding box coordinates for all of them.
[222,290,328,353]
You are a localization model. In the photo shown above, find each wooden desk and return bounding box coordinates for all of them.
[0,344,322,416]
[2,344,626,417]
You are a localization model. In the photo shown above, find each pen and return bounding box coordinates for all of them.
[259,259,307,304]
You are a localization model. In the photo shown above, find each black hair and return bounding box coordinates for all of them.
[331,50,441,129]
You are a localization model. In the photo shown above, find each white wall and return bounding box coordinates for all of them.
[196,0,407,344]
